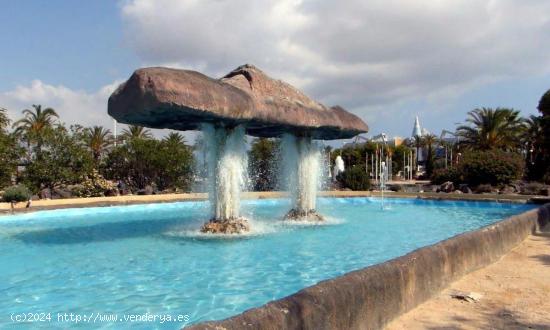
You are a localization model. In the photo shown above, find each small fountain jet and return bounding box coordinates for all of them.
[108,64,368,233]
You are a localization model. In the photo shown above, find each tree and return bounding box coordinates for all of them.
[12,104,59,155]
[249,138,279,191]
[0,107,10,132]
[0,109,23,187]
[84,126,113,164]
[459,150,524,186]
[536,89,550,182]
[102,136,194,192]
[337,165,370,190]
[163,132,185,145]
[431,149,524,187]
[120,125,152,141]
[155,133,195,191]
[0,132,23,187]
[2,185,31,212]
[22,126,93,193]
[422,134,437,177]
[392,144,410,176]
[538,89,550,116]
[102,138,158,190]
[456,107,525,150]
[523,115,544,180]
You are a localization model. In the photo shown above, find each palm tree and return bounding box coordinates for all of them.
[456,107,525,150]
[163,132,186,146]
[84,126,113,163]
[120,125,152,141]
[524,115,542,145]
[422,134,437,176]
[12,104,59,153]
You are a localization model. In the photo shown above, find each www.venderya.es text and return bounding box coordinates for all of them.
[11,312,190,325]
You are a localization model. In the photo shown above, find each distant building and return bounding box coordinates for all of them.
[410,116,425,162]
[345,134,403,148]
[412,116,422,138]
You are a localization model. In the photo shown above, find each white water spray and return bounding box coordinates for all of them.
[201,124,248,221]
[281,134,322,218]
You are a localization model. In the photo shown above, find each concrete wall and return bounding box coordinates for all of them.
[188,204,550,330]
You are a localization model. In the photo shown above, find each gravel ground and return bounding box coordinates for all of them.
[386,225,550,330]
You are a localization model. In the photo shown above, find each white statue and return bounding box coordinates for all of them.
[333,155,345,179]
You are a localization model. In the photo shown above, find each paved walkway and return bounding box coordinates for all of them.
[386,226,550,330]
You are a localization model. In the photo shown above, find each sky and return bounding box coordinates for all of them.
[1,0,549,146]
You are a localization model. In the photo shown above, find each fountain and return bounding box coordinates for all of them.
[281,134,324,221]
[108,64,368,233]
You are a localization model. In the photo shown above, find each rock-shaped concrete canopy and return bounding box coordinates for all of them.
[108,64,368,139]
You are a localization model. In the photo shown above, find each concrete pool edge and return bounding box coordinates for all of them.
[1,191,548,215]
[187,203,550,330]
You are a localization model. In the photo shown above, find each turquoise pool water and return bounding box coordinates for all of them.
[0,198,535,329]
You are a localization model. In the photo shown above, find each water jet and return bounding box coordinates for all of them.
[281,134,324,221]
[200,124,249,233]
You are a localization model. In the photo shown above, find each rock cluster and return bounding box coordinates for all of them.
[438,181,455,193]
[283,209,325,222]
[200,218,250,234]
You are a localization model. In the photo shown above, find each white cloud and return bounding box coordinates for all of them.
[0,80,121,130]
[120,0,550,131]
[0,80,197,142]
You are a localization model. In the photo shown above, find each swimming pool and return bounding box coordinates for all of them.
[0,198,535,329]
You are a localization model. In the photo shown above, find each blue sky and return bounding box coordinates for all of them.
[0,1,136,90]
[1,0,549,143]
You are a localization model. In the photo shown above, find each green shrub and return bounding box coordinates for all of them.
[73,170,116,197]
[430,167,461,185]
[337,165,371,191]
[460,150,524,186]
[430,150,523,187]
[2,185,31,205]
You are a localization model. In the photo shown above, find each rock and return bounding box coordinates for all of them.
[475,184,493,194]
[52,187,72,199]
[39,188,51,199]
[450,290,483,303]
[137,185,154,195]
[200,218,250,234]
[440,181,454,193]
[108,65,368,140]
[499,185,517,195]
[67,184,83,195]
[453,190,463,194]
[389,185,403,192]
[459,184,472,194]
[104,189,118,197]
[510,182,522,193]
[519,182,546,195]
[283,209,325,221]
